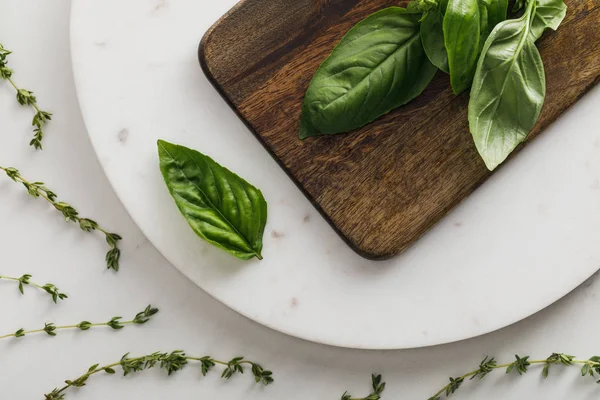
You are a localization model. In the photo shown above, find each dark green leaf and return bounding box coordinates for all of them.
[486,0,509,29]
[468,1,545,170]
[444,0,481,94]
[542,364,549,378]
[477,0,508,48]
[77,321,92,331]
[478,0,490,51]
[582,363,591,376]
[158,140,268,260]
[299,7,437,138]
[421,0,449,72]
[530,0,567,41]
[512,0,525,12]
[472,356,497,379]
[445,376,464,395]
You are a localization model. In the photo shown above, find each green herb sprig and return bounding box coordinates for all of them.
[45,351,273,399]
[341,374,386,400]
[428,353,600,400]
[0,43,52,149]
[0,305,158,340]
[0,273,67,303]
[0,166,122,271]
[298,0,567,170]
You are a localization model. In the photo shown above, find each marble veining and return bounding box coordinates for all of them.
[117,128,129,143]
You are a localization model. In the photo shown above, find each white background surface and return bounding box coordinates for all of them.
[2,1,600,399]
[70,0,600,349]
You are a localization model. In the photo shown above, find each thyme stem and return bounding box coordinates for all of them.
[45,352,273,399]
[0,42,52,149]
[1,305,158,340]
[341,374,386,400]
[428,354,600,400]
[0,273,67,303]
[0,166,122,271]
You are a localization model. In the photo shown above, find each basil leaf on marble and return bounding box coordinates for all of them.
[468,1,546,170]
[421,0,449,73]
[157,140,267,260]
[443,0,481,94]
[530,0,567,41]
[299,7,437,139]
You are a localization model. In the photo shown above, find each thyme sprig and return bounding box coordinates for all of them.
[341,374,386,400]
[428,353,600,400]
[0,43,52,149]
[0,166,122,271]
[0,305,158,340]
[0,273,67,303]
[45,351,273,399]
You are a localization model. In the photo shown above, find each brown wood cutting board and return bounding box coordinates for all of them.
[199,0,600,260]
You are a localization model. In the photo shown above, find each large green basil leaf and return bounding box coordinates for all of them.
[421,0,449,73]
[158,140,267,260]
[444,0,482,94]
[530,0,567,41]
[468,1,545,170]
[299,7,437,139]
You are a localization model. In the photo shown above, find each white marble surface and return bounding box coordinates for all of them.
[70,0,600,349]
[3,1,600,399]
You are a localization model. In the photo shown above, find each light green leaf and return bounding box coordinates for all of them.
[158,140,267,260]
[299,7,437,139]
[468,1,545,170]
[530,0,567,41]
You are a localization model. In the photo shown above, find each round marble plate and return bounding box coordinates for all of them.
[70,0,600,349]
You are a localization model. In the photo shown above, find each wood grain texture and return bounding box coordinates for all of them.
[199,0,600,260]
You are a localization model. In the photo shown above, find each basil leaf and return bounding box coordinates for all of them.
[512,0,525,12]
[157,140,267,260]
[444,0,482,94]
[479,0,490,48]
[478,0,509,53]
[530,0,567,41]
[468,2,545,170]
[486,0,509,28]
[421,0,449,73]
[299,7,437,139]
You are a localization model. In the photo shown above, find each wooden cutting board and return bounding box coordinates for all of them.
[199,0,600,260]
